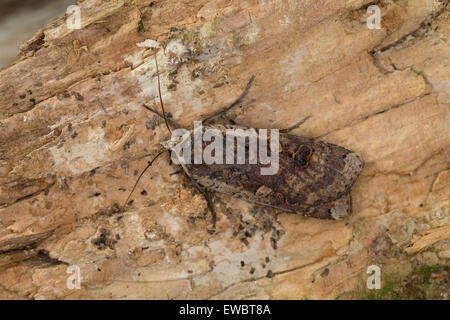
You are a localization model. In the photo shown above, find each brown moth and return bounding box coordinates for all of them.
[165,124,363,221]
[125,57,363,225]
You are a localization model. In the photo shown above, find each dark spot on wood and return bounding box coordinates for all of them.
[92,228,117,250]
[240,261,245,267]
[249,267,255,274]
[137,20,144,33]
[265,256,270,263]
[71,131,77,139]
[72,92,84,101]
[192,68,201,79]
[112,203,120,213]
[140,189,148,196]
[19,94,26,99]
[123,141,131,150]
[240,237,249,246]
[270,237,277,250]
[266,270,274,278]
[68,123,72,131]
[30,98,36,105]
[321,268,329,277]
[145,116,160,130]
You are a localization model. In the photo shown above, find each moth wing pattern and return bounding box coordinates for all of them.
[181,124,363,220]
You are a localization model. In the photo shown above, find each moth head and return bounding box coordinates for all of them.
[160,136,179,150]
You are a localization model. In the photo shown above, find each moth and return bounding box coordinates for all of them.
[124,55,363,227]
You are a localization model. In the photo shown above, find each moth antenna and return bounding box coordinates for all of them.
[122,147,165,210]
[279,114,312,133]
[122,54,173,211]
[202,75,255,124]
[154,54,172,134]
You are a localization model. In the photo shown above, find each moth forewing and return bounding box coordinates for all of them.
[182,128,363,220]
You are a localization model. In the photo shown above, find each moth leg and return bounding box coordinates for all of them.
[202,75,255,125]
[303,193,352,220]
[279,115,312,133]
[181,170,217,230]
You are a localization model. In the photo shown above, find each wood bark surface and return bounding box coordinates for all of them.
[0,0,448,299]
